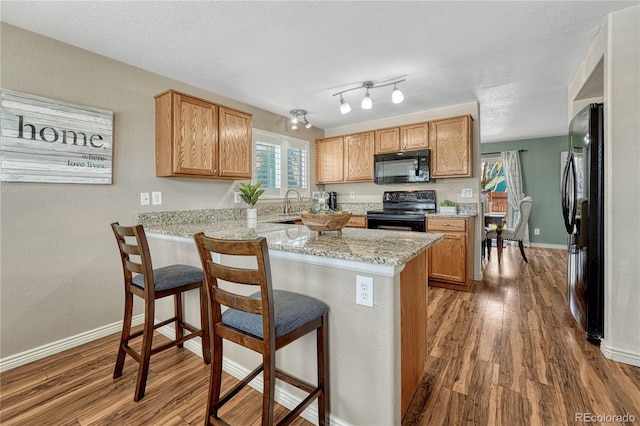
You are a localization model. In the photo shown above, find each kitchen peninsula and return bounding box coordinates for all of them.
[140,210,442,425]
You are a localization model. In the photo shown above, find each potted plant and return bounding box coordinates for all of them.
[439,199,458,215]
[238,182,264,223]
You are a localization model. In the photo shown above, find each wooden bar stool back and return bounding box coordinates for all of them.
[194,233,329,426]
[111,222,211,401]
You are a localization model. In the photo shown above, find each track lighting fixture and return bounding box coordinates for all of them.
[289,109,311,130]
[333,78,406,114]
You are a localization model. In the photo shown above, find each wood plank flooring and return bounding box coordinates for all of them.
[404,246,640,425]
[2,247,639,425]
[0,330,310,425]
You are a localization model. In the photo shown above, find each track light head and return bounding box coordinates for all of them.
[392,84,404,104]
[340,95,351,114]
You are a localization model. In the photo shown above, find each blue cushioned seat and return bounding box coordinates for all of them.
[132,264,204,292]
[222,290,329,339]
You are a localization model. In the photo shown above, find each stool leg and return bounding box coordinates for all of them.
[114,290,133,379]
[262,348,276,426]
[317,314,329,425]
[134,297,155,402]
[205,334,223,426]
[175,293,184,348]
[199,283,211,364]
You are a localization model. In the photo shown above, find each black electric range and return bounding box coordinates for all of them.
[366,190,436,232]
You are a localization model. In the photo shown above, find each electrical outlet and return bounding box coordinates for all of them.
[462,188,473,198]
[534,228,540,235]
[356,275,373,307]
[152,191,162,205]
[234,192,242,204]
[349,191,355,199]
[212,253,221,264]
[140,192,150,206]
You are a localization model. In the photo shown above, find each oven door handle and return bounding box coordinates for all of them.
[376,225,414,232]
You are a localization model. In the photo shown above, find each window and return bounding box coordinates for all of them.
[253,129,309,197]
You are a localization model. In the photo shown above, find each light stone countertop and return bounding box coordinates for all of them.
[143,215,443,266]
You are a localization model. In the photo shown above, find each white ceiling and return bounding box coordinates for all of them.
[1,1,636,142]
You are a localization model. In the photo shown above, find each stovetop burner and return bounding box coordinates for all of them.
[367,190,437,216]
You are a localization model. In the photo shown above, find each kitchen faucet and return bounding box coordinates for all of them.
[284,188,302,215]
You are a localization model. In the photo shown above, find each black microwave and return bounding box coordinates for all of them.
[374,149,431,184]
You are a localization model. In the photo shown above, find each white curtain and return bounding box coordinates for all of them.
[501,150,530,244]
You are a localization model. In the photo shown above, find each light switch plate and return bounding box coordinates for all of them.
[462,188,473,198]
[140,192,150,206]
[152,191,162,205]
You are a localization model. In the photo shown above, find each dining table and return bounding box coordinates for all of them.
[484,212,507,263]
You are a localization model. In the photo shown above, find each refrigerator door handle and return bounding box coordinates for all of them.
[561,152,577,234]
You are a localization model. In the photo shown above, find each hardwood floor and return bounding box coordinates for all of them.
[0,331,310,425]
[2,247,639,425]
[405,246,640,425]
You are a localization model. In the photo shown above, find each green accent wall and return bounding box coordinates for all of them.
[481,135,568,246]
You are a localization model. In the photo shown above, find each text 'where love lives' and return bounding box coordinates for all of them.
[0,89,113,184]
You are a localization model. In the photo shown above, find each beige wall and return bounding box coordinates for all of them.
[0,23,323,358]
[568,6,640,366]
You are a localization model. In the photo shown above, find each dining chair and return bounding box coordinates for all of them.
[486,196,533,262]
[194,233,329,426]
[110,223,211,401]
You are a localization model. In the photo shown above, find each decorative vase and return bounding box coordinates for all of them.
[247,208,257,228]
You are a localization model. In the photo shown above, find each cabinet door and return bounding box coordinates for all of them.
[402,122,429,151]
[429,115,472,178]
[374,127,401,153]
[344,131,374,182]
[218,107,252,178]
[346,215,367,228]
[428,233,466,284]
[173,93,218,176]
[315,137,344,184]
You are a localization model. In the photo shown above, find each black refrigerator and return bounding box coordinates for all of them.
[561,103,604,343]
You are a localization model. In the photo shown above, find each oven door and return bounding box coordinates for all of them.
[366,214,426,232]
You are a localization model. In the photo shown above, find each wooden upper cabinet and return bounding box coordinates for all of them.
[344,131,374,182]
[402,122,429,151]
[218,107,252,179]
[429,115,472,178]
[155,90,252,179]
[315,136,344,184]
[374,127,401,154]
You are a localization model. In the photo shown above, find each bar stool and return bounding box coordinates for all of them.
[111,223,211,401]
[194,233,329,426]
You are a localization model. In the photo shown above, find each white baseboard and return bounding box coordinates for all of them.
[600,340,640,367]
[529,242,566,250]
[157,324,349,426]
[0,314,144,373]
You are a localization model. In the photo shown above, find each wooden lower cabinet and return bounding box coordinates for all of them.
[427,216,475,291]
[346,215,366,228]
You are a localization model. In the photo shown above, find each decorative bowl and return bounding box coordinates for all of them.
[300,212,352,234]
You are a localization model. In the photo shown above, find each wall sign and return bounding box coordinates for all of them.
[0,89,113,184]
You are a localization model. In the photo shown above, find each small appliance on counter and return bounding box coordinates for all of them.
[328,191,337,210]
